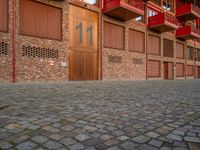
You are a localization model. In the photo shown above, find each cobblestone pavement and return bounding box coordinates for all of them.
[1,80,200,150]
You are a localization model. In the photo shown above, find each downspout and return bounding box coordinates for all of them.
[12,0,17,83]
[99,0,103,80]
[145,1,148,80]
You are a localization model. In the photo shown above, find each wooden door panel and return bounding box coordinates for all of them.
[69,5,98,81]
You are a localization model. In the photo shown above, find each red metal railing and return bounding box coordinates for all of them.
[148,12,178,27]
[176,25,200,37]
[103,0,144,11]
[176,0,200,16]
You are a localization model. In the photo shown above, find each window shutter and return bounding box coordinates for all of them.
[176,63,184,77]
[20,0,62,40]
[147,60,161,77]
[176,43,184,59]
[104,22,125,50]
[0,0,8,32]
[129,29,144,53]
[147,35,160,55]
[163,39,174,57]
[187,65,194,76]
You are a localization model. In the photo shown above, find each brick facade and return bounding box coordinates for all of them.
[0,0,200,82]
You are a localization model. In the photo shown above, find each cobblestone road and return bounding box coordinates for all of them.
[0,80,200,150]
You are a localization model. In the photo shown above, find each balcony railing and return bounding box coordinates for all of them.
[148,12,178,32]
[176,0,200,21]
[176,25,200,40]
[102,0,144,21]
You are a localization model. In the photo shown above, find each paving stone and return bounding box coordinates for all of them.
[160,147,171,150]
[100,134,114,141]
[132,135,151,143]
[44,140,62,149]
[60,138,77,146]
[17,141,37,150]
[84,146,97,150]
[0,141,13,149]
[148,139,163,147]
[184,136,200,143]
[172,130,185,136]
[68,143,85,150]
[104,139,119,146]
[107,146,122,150]
[121,141,138,150]
[84,126,97,131]
[117,135,130,141]
[166,134,183,141]
[139,144,158,150]
[31,135,48,144]
[145,131,160,138]
[75,134,90,141]
[173,141,187,148]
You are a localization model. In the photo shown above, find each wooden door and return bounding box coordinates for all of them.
[69,5,98,80]
[198,67,200,78]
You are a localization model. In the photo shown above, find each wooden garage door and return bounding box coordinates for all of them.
[147,60,161,78]
[176,63,184,77]
[0,0,8,32]
[69,5,98,80]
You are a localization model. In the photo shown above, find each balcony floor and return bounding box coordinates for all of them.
[103,3,144,21]
[148,21,178,33]
[176,32,200,40]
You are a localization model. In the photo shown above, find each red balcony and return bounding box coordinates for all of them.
[176,25,200,40]
[197,18,200,27]
[176,0,200,21]
[102,0,144,21]
[148,12,178,32]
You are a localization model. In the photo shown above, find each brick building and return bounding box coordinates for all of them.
[0,0,200,82]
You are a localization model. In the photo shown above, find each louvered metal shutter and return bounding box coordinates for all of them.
[104,22,125,50]
[163,39,174,58]
[147,60,161,77]
[176,63,184,77]
[147,35,160,55]
[0,0,8,32]
[187,65,194,76]
[176,43,184,59]
[20,0,62,40]
[129,29,144,53]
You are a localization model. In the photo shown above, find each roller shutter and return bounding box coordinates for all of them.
[20,0,62,40]
[0,0,8,32]
[176,43,184,59]
[129,29,144,53]
[176,63,184,77]
[147,60,161,78]
[147,34,160,55]
[104,22,125,50]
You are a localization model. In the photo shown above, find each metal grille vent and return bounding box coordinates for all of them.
[0,42,8,56]
[108,55,122,63]
[22,45,58,59]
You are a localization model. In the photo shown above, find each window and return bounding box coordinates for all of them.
[104,22,125,50]
[147,34,161,55]
[187,47,194,60]
[150,0,160,5]
[20,0,62,40]
[148,8,158,17]
[176,43,184,59]
[163,39,174,57]
[83,0,97,5]
[0,0,8,32]
[129,29,144,53]
[196,49,200,61]
[162,0,174,12]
